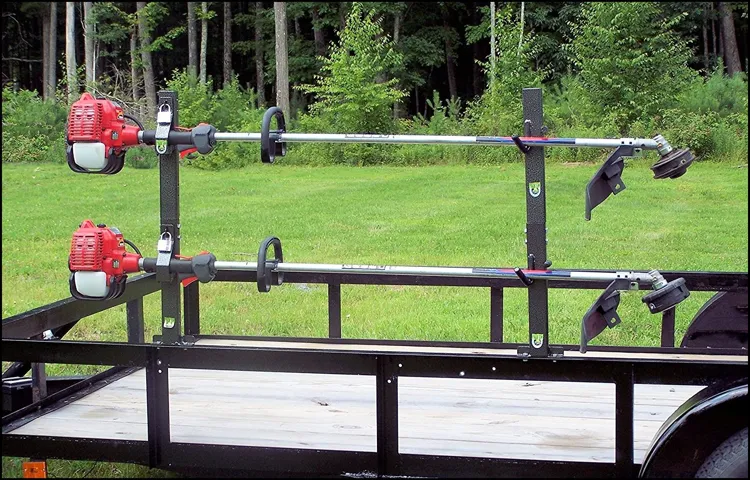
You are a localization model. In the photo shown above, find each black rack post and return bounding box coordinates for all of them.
[156,91,182,345]
[518,88,561,358]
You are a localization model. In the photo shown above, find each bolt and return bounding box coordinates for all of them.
[398,363,402,368]
[649,270,668,289]
[158,369,162,374]
[492,367,497,371]
[459,371,465,377]
[387,379,392,384]
[157,360,162,365]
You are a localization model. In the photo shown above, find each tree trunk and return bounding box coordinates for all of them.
[84,2,95,86]
[414,85,419,117]
[223,2,233,87]
[274,2,290,118]
[393,10,402,119]
[188,2,198,77]
[518,1,525,54]
[200,2,208,84]
[65,2,77,103]
[444,20,457,101]
[136,1,156,118]
[710,3,717,61]
[490,2,496,86]
[472,2,481,97]
[312,6,326,57]
[42,6,50,100]
[339,3,347,30]
[702,6,709,71]
[48,2,57,99]
[718,2,742,75]
[255,1,266,107]
[130,30,140,106]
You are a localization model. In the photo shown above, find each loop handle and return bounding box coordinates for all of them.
[257,236,284,292]
[260,107,287,164]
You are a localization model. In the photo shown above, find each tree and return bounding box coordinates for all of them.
[490,2,496,87]
[200,2,209,84]
[65,2,77,103]
[41,4,50,99]
[298,3,406,133]
[48,2,58,99]
[187,2,198,77]
[571,2,697,132]
[130,28,140,108]
[223,2,232,87]
[718,2,742,75]
[255,1,266,107]
[311,6,326,57]
[274,2,290,118]
[443,12,458,100]
[136,2,156,117]
[84,2,95,86]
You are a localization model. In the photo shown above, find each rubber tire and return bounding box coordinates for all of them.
[695,427,748,478]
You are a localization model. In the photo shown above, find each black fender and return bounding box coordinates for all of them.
[639,379,748,478]
[681,291,748,349]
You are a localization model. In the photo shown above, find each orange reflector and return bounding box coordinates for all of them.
[22,461,47,478]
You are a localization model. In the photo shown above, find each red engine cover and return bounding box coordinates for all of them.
[69,220,141,278]
[67,93,141,154]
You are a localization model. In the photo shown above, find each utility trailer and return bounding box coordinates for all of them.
[2,88,748,478]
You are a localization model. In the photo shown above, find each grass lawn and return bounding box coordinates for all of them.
[2,159,748,477]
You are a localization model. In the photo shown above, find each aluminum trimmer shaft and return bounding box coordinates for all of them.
[138,258,659,284]
[142,131,670,153]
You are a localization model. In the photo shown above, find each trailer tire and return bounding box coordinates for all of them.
[695,427,748,478]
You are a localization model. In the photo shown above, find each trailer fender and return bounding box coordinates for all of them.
[639,380,748,478]
[681,291,748,349]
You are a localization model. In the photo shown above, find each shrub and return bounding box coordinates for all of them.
[297,2,407,135]
[678,64,748,119]
[2,88,68,163]
[164,69,217,129]
[2,87,68,140]
[570,2,697,133]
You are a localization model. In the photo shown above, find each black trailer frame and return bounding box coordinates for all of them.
[3,88,748,478]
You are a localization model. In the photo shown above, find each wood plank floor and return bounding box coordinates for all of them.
[7,339,713,463]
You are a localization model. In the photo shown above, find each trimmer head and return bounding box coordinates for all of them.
[651,148,694,179]
[650,134,694,179]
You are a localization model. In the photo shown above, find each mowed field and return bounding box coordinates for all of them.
[2,159,748,477]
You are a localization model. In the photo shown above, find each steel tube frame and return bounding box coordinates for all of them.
[3,336,747,478]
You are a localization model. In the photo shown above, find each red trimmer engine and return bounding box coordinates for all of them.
[66,93,142,174]
[68,220,142,300]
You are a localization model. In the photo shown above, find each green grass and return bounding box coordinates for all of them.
[2,160,748,477]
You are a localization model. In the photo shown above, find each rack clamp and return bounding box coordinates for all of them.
[155,231,175,282]
[154,103,173,155]
[511,135,531,154]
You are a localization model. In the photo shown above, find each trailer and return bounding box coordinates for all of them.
[2,88,748,478]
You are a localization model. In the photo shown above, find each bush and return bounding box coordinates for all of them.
[164,69,217,128]
[678,65,748,119]
[2,88,68,141]
[2,88,68,163]
[297,2,406,135]
[570,2,697,133]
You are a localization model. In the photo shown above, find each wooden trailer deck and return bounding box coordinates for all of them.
[7,339,745,464]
